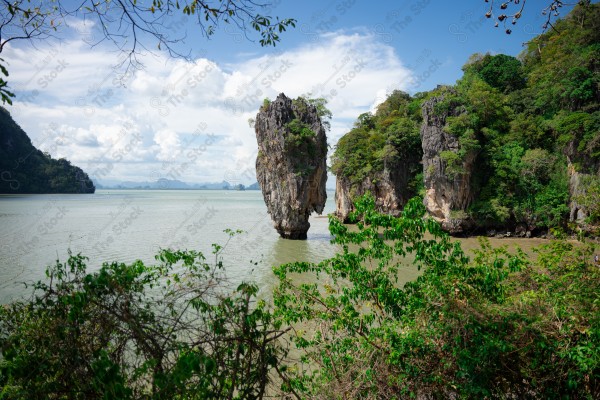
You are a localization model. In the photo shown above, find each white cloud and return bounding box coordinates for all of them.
[4,30,414,184]
[153,129,182,161]
[64,17,97,35]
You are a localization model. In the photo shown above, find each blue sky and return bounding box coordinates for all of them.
[180,0,567,85]
[4,0,587,185]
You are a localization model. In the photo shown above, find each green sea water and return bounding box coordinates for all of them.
[0,190,338,302]
[0,190,549,303]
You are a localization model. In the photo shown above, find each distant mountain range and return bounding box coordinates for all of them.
[94,178,261,190]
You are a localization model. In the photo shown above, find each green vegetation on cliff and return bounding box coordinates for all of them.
[263,95,330,178]
[463,3,599,230]
[332,2,600,234]
[331,90,423,190]
[0,108,95,194]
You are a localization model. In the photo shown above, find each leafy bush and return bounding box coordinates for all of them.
[0,235,288,399]
[274,195,599,399]
[1,196,598,399]
[284,119,318,176]
[260,98,271,111]
[285,119,316,149]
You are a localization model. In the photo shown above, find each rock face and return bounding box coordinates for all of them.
[255,93,328,239]
[335,167,414,222]
[568,160,588,223]
[566,153,599,235]
[421,91,476,234]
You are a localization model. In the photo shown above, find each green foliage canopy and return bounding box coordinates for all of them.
[274,195,600,398]
[331,90,422,189]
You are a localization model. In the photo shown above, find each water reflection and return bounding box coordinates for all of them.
[250,233,338,297]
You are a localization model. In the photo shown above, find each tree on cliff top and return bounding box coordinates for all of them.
[330,90,422,187]
[295,96,332,130]
[462,53,526,93]
[0,0,296,103]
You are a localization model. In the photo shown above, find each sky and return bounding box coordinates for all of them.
[3,0,586,186]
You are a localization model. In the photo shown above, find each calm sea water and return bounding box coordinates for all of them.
[0,190,338,302]
[0,190,548,303]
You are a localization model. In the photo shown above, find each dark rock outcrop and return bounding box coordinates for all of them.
[567,156,599,235]
[255,93,327,239]
[0,107,95,194]
[335,167,414,222]
[568,160,588,223]
[421,90,475,234]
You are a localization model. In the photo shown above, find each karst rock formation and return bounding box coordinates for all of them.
[421,91,476,234]
[255,93,328,239]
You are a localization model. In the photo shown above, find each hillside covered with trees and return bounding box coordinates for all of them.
[332,2,599,236]
[0,107,95,194]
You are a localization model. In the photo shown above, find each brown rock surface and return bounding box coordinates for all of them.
[255,93,328,239]
[421,90,476,234]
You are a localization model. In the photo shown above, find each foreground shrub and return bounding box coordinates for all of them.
[0,235,288,399]
[1,196,598,399]
[274,195,599,399]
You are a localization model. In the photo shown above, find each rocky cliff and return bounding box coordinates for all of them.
[255,93,327,239]
[331,90,422,222]
[0,107,95,194]
[335,166,415,222]
[331,2,599,237]
[566,151,600,235]
[421,91,475,234]
[568,160,587,223]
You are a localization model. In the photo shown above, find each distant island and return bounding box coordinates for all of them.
[95,179,261,191]
[0,107,95,194]
[0,106,263,194]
